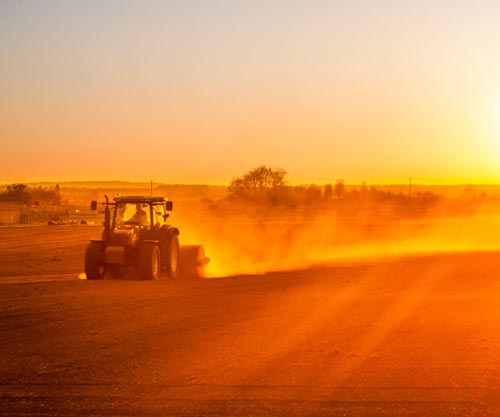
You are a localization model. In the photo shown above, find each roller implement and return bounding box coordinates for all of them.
[84,196,209,280]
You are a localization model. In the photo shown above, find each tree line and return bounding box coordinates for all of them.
[226,165,442,211]
[0,184,62,205]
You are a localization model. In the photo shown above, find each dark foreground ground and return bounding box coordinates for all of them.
[1,227,500,416]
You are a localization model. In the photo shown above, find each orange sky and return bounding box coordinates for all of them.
[2,1,500,185]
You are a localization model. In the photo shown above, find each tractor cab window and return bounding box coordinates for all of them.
[152,205,165,226]
[115,203,151,227]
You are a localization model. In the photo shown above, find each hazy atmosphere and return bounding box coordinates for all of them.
[2,0,500,183]
[4,2,500,416]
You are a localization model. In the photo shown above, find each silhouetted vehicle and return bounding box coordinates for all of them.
[85,196,209,280]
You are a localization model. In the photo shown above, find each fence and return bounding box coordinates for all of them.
[0,210,21,225]
[0,202,70,224]
[20,208,69,224]
[0,202,22,225]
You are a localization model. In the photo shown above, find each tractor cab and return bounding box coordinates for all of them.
[102,197,174,249]
[112,197,172,229]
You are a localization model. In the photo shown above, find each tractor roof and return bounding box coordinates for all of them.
[113,196,168,204]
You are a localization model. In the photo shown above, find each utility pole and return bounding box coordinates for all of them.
[150,180,153,196]
[408,177,413,198]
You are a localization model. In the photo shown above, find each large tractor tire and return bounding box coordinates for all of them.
[179,245,208,278]
[139,243,161,280]
[165,234,180,278]
[84,241,106,280]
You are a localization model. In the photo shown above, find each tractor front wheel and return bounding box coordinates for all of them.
[84,242,106,280]
[139,244,161,280]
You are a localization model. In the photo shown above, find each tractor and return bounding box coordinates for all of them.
[84,195,208,280]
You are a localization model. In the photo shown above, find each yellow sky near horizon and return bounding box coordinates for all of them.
[2,1,500,185]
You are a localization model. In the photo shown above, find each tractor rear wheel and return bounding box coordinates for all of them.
[179,245,208,278]
[139,244,161,280]
[84,242,106,280]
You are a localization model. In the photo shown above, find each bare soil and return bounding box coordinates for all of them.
[1,226,500,416]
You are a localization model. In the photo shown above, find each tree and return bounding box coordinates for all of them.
[54,184,61,204]
[30,185,62,204]
[334,179,345,199]
[228,166,287,201]
[305,184,322,203]
[324,184,333,200]
[1,183,31,203]
[6,183,27,194]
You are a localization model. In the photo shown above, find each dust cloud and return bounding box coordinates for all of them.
[175,205,500,277]
[41,182,500,278]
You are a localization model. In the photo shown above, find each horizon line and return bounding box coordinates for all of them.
[2,179,500,188]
